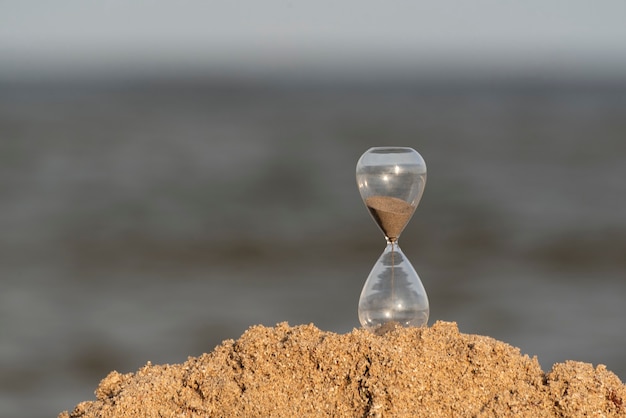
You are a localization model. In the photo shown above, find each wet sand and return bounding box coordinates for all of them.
[59,321,625,417]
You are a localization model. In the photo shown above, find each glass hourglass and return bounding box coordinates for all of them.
[356,147,429,332]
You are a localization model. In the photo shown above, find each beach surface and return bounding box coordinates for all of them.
[60,321,625,417]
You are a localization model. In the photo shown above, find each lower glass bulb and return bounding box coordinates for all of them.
[358,241,429,331]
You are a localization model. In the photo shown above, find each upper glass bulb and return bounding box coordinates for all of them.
[356,147,427,241]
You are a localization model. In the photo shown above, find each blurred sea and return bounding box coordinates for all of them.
[1,77,625,417]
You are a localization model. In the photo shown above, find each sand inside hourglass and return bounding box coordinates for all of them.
[365,196,415,241]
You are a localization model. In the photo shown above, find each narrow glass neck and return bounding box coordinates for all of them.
[386,237,400,246]
[384,240,403,256]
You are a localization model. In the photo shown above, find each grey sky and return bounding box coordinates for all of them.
[2,0,626,79]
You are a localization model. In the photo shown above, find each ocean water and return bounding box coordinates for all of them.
[1,78,625,417]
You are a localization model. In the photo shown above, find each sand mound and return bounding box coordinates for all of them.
[60,321,625,417]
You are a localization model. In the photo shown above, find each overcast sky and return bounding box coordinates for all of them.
[2,1,626,80]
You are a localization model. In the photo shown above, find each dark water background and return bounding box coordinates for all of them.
[1,77,625,417]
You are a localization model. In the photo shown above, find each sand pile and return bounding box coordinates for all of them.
[60,321,625,417]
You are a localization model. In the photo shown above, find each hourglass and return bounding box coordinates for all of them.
[356,147,429,332]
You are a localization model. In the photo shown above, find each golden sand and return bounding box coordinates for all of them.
[60,321,625,417]
[365,196,415,241]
